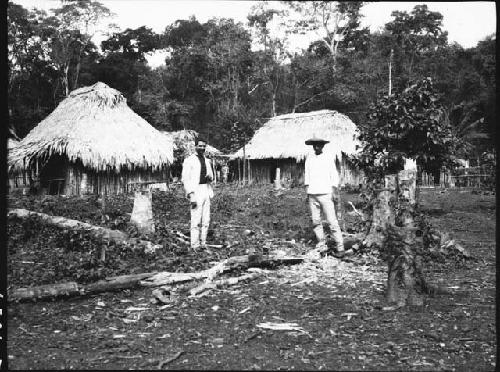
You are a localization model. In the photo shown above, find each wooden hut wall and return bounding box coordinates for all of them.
[8,172,30,189]
[246,155,362,186]
[37,154,69,194]
[64,162,169,196]
[339,156,364,186]
[279,159,305,185]
[248,159,275,184]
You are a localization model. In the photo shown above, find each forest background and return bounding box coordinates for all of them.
[7,1,496,170]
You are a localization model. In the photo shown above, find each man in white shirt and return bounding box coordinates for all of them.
[182,138,216,250]
[304,136,347,259]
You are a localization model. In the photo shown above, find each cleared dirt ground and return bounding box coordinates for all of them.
[6,185,496,370]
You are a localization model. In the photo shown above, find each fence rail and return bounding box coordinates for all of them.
[419,168,495,189]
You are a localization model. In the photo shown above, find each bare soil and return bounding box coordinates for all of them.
[6,185,496,370]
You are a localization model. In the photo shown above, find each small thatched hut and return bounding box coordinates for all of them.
[230,110,363,186]
[162,129,225,178]
[9,82,174,195]
[8,138,24,189]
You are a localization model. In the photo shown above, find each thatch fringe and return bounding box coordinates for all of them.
[9,82,174,173]
[8,138,19,150]
[230,110,361,162]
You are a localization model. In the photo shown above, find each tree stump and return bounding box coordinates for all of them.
[130,189,155,235]
[363,187,395,249]
[363,170,445,307]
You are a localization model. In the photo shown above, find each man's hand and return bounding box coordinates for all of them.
[188,192,197,209]
[332,186,340,203]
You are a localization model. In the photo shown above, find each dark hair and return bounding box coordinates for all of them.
[195,137,207,145]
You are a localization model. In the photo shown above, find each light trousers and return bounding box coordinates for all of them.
[308,193,344,250]
[190,184,211,248]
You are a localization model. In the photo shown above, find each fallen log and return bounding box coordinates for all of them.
[83,272,158,295]
[10,282,82,301]
[8,208,162,251]
[9,272,158,301]
[8,254,304,302]
[8,208,128,243]
[139,272,207,287]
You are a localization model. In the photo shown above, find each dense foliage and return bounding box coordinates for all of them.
[355,77,460,180]
[8,1,495,165]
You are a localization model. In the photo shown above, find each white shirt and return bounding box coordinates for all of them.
[181,153,215,198]
[304,151,339,195]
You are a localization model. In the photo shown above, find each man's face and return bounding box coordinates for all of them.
[195,141,207,156]
[313,143,324,155]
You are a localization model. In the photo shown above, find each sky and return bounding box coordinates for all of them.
[14,1,497,67]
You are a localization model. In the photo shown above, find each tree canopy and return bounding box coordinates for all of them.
[8,1,496,167]
[356,77,461,180]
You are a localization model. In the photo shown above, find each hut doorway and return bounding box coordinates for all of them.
[270,165,276,184]
[39,154,67,195]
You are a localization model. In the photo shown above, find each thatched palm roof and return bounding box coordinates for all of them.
[162,129,222,161]
[9,82,174,172]
[230,110,361,162]
[8,138,19,150]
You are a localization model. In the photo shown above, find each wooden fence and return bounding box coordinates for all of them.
[419,166,495,189]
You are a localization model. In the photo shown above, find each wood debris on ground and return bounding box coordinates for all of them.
[273,256,386,290]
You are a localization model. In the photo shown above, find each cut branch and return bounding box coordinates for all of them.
[189,271,263,297]
[8,254,304,302]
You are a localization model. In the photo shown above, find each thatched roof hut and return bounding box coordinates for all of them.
[229,110,363,186]
[8,82,174,195]
[231,110,360,162]
[10,82,173,173]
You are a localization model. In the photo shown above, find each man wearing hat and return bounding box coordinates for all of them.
[304,136,347,259]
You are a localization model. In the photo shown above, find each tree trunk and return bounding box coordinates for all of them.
[10,282,82,301]
[73,59,81,91]
[63,64,70,97]
[271,91,276,117]
[363,170,446,307]
[363,187,395,249]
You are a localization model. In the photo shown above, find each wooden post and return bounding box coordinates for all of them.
[102,185,107,215]
[274,167,281,190]
[237,158,241,186]
[243,142,246,185]
[247,158,251,184]
[388,48,394,95]
[100,244,106,262]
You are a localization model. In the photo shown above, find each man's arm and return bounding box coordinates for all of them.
[206,158,215,183]
[304,156,310,186]
[330,155,340,200]
[182,156,195,199]
[331,154,340,187]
